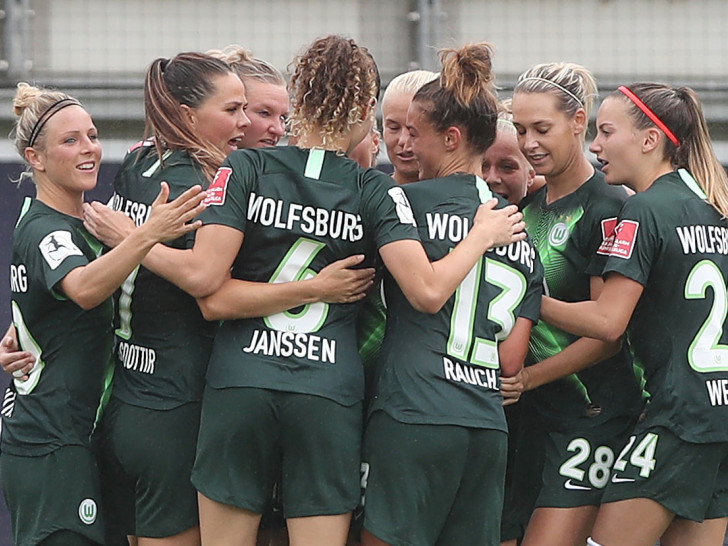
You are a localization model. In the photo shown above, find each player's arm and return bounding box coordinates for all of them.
[379,200,526,314]
[541,273,644,342]
[139,223,242,298]
[196,254,375,320]
[83,196,239,299]
[0,324,35,380]
[502,276,628,397]
[85,201,375,311]
[62,183,205,309]
[499,317,534,379]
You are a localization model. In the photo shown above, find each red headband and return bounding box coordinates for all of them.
[618,86,680,147]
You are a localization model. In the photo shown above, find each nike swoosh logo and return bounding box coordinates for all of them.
[611,475,636,483]
[564,479,592,491]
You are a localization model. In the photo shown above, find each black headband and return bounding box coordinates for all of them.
[27,98,81,148]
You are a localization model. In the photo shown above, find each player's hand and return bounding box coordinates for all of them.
[142,183,207,243]
[472,199,526,250]
[501,368,531,406]
[312,255,375,304]
[83,202,136,248]
[0,332,34,381]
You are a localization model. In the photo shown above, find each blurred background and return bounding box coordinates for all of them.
[0,0,727,541]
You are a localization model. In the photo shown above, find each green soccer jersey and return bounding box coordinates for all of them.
[369,174,543,430]
[603,169,728,443]
[199,146,419,405]
[108,143,216,409]
[2,199,113,456]
[522,171,643,427]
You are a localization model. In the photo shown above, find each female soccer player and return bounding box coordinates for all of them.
[380,70,438,184]
[506,63,644,546]
[542,83,728,546]
[0,83,203,546]
[79,52,371,546]
[483,116,537,205]
[134,35,524,546]
[87,52,247,546]
[208,45,289,149]
[361,41,543,546]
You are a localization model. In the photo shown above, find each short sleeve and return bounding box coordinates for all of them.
[26,222,90,293]
[359,170,419,249]
[198,149,259,233]
[601,196,657,286]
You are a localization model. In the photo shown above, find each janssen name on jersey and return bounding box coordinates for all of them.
[246,191,363,243]
[241,329,336,364]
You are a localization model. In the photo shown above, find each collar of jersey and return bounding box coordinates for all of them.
[677,168,707,200]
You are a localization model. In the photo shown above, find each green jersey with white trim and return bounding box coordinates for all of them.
[522,171,643,428]
[369,174,543,430]
[2,199,113,456]
[108,143,216,409]
[602,169,728,443]
[199,146,419,405]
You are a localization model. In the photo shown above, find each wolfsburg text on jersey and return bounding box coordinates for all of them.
[242,329,337,363]
[676,224,728,255]
[426,212,536,273]
[247,192,363,242]
[706,380,728,406]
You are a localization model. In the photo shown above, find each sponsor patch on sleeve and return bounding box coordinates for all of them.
[596,217,618,255]
[39,230,83,270]
[387,187,416,226]
[606,219,639,259]
[205,167,232,206]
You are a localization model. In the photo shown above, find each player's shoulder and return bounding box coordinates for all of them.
[14,201,81,258]
[224,146,284,178]
[357,165,399,195]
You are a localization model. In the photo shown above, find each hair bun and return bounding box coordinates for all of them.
[439,42,496,107]
[12,82,44,117]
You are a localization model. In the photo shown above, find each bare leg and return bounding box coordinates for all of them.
[660,517,728,546]
[198,492,262,546]
[137,526,200,546]
[591,498,673,546]
[521,506,598,546]
[360,528,390,546]
[287,513,352,546]
[256,528,289,546]
[500,540,518,546]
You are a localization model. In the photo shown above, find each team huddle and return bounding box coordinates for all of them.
[1,32,728,546]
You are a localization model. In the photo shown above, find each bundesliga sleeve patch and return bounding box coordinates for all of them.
[387,186,416,227]
[596,217,618,255]
[604,220,639,259]
[39,230,83,270]
[205,167,232,206]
